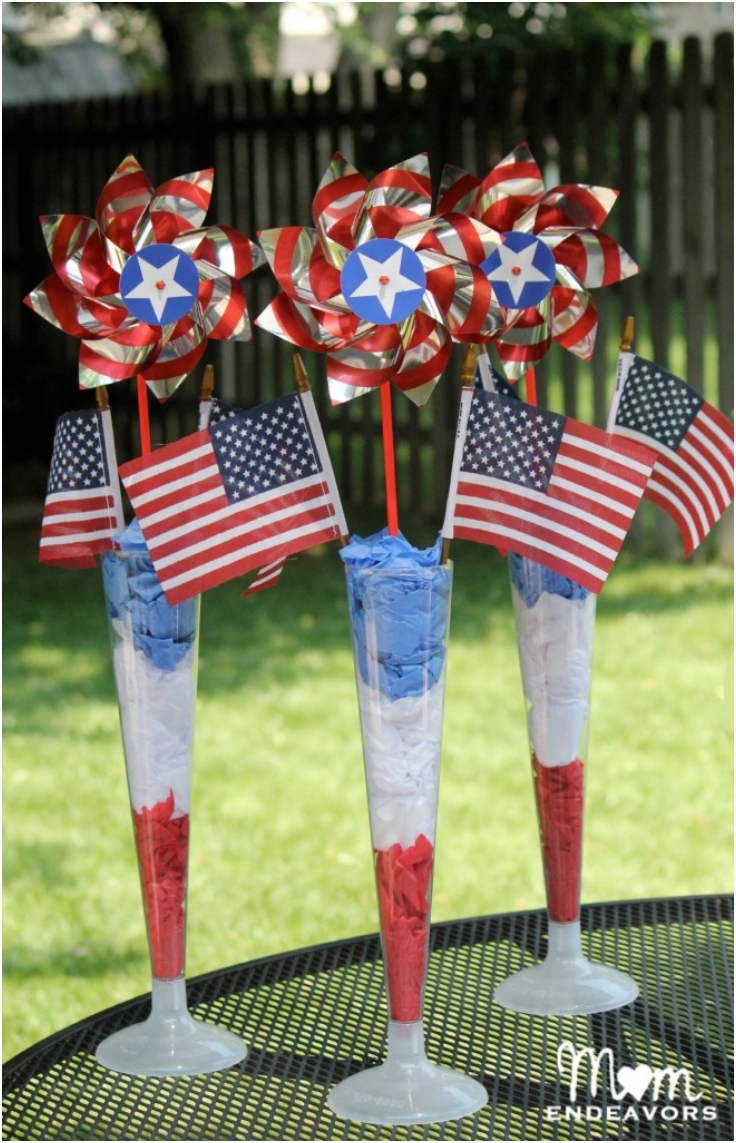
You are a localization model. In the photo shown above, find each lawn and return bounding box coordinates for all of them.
[2,522,733,1063]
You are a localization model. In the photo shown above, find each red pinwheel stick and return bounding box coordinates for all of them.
[381,381,399,536]
[526,366,537,407]
[137,375,152,455]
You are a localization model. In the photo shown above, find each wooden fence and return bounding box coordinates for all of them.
[4,33,733,548]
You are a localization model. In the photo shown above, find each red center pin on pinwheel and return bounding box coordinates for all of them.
[25,154,265,454]
[256,152,509,533]
[438,142,639,398]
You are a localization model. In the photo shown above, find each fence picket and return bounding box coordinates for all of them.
[681,38,706,396]
[714,33,735,417]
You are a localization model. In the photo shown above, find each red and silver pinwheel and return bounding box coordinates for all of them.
[437,143,638,380]
[256,153,507,407]
[25,154,265,400]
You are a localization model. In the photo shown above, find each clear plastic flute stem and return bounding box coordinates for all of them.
[327,562,486,1125]
[95,547,246,1076]
[494,555,638,1016]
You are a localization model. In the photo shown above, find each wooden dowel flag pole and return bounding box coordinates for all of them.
[96,385,109,412]
[607,316,637,432]
[381,381,399,537]
[197,364,216,432]
[293,355,349,547]
[137,375,151,456]
[200,363,215,400]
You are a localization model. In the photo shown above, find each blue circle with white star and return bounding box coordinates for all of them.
[340,238,426,325]
[119,243,200,325]
[480,231,556,310]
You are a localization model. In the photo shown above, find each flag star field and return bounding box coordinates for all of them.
[209,394,322,501]
[462,396,565,490]
[613,358,703,449]
[48,411,111,493]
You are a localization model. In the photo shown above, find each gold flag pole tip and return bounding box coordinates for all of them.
[292,354,310,392]
[199,363,215,401]
[619,316,635,352]
[460,345,477,387]
[442,348,477,566]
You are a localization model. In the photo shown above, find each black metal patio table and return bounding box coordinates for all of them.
[3,895,733,1141]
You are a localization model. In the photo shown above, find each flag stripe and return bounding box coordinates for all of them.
[454,502,617,567]
[557,429,653,482]
[42,489,117,513]
[41,525,120,548]
[137,463,329,550]
[678,436,730,516]
[456,481,627,547]
[161,517,340,601]
[684,413,734,504]
[40,505,116,530]
[645,479,702,553]
[650,460,712,535]
[132,470,226,526]
[551,464,645,518]
[453,519,608,588]
[150,487,336,568]
[613,424,716,548]
[244,558,286,596]
[122,438,214,493]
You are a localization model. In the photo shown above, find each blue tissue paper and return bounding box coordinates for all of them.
[102,519,197,670]
[509,552,590,608]
[341,529,451,699]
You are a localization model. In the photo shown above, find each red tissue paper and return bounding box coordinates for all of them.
[132,790,189,978]
[532,755,584,924]
[375,833,434,1022]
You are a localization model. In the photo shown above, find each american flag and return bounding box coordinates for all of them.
[120,389,347,604]
[442,388,656,593]
[609,352,734,556]
[198,394,288,595]
[40,408,124,568]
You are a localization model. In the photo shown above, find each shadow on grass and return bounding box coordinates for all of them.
[3,942,145,981]
[3,841,72,889]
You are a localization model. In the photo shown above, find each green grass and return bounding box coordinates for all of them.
[2,524,733,1063]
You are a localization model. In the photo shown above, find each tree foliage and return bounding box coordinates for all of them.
[384,2,657,64]
[4,2,283,86]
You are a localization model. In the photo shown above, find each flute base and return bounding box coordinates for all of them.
[327,1019,487,1126]
[95,977,247,1077]
[494,920,639,1016]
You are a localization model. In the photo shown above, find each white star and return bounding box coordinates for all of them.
[486,242,553,306]
[348,247,422,320]
[125,253,193,322]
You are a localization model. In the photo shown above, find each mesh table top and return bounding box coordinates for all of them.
[3,895,733,1141]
